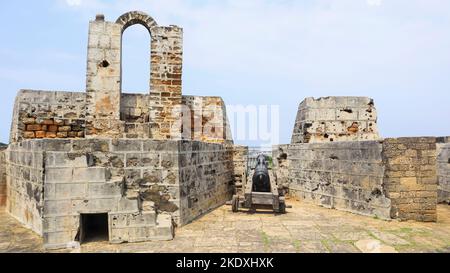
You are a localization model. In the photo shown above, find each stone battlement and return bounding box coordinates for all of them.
[10,90,232,143]
[292,96,380,144]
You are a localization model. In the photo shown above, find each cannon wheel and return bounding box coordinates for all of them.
[232,195,239,213]
[278,197,286,214]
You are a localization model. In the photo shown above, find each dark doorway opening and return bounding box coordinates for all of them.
[78,213,109,243]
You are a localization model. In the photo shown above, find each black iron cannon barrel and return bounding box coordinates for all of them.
[252,154,271,192]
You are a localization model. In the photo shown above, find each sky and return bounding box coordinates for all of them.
[0,0,449,146]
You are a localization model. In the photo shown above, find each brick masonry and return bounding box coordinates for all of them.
[10,11,231,144]
[10,90,232,144]
[292,97,381,144]
[437,137,450,204]
[10,90,86,143]
[85,11,183,140]
[382,138,438,222]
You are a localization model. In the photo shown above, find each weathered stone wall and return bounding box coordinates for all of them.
[40,139,174,248]
[6,138,235,247]
[120,93,151,138]
[182,96,233,144]
[231,146,248,196]
[275,137,439,222]
[148,25,183,140]
[272,145,290,189]
[85,12,183,140]
[5,141,45,234]
[10,90,86,143]
[382,138,438,222]
[178,141,234,225]
[278,141,391,219]
[0,145,8,206]
[85,17,122,138]
[437,137,450,204]
[9,12,232,144]
[292,97,380,144]
[5,139,180,248]
[10,90,232,144]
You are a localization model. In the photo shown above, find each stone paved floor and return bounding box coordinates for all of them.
[1,201,450,253]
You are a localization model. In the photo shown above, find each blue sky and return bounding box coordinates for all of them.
[1,0,449,145]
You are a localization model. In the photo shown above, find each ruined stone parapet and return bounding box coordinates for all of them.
[9,90,86,143]
[279,141,391,219]
[10,90,232,144]
[437,137,450,204]
[292,97,380,144]
[274,137,439,222]
[9,11,232,144]
[182,96,233,144]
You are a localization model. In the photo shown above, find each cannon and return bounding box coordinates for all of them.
[231,154,286,213]
[252,154,271,192]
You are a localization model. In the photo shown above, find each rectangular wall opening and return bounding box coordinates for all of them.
[79,213,109,244]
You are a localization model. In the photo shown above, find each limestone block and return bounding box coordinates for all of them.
[73,167,106,183]
[45,168,73,183]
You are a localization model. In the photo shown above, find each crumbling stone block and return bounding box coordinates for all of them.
[292,97,380,144]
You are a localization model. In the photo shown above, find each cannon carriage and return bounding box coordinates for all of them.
[231,154,286,213]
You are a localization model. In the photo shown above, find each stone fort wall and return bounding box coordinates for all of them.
[275,97,440,222]
[274,141,392,219]
[292,97,380,144]
[437,137,450,204]
[10,90,232,144]
[4,11,238,249]
[274,138,438,222]
[5,141,45,234]
[5,138,235,248]
[3,9,448,251]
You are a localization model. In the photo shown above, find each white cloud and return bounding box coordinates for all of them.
[66,0,82,7]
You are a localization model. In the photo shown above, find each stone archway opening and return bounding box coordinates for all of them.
[121,23,151,95]
[115,11,158,124]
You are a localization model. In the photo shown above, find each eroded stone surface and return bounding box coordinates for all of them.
[292,97,381,144]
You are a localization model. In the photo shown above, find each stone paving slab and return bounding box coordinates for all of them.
[0,200,449,253]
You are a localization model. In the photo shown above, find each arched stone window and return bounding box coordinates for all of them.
[121,24,151,94]
[115,12,158,124]
[116,11,158,94]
